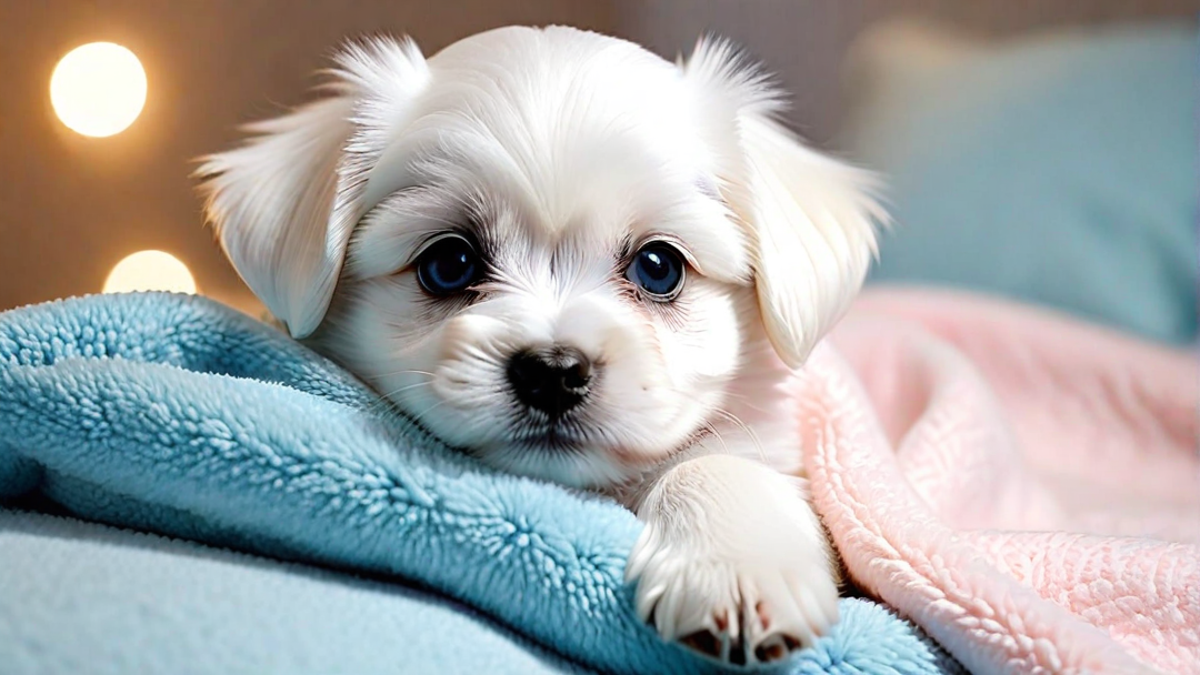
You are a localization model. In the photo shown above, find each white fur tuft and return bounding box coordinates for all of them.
[196,36,428,338]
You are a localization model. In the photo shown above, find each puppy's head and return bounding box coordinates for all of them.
[199,26,884,488]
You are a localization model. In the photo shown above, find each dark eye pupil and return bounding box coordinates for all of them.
[417,238,480,295]
[632,244,684,299]
[641,251,671,280]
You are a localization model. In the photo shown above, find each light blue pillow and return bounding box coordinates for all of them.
[843,21,1198,344]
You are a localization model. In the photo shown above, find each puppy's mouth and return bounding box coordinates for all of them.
[507,414,713,463]
[508,418,592,453]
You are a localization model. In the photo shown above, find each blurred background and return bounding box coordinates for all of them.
[2,1,1197,344]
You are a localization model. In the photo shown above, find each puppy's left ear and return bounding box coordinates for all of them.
[197,37,429,338]
[684,39,888,368]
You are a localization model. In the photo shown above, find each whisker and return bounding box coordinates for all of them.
[702,421,729,455]
[361,392,408,419]
[410,396,452,424]
[376,380,434,398]
[715,389,772,416]
[364,368,437,380]
[711,408,766,463]
[362,380,434,417]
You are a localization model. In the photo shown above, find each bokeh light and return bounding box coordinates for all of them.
[103,250,196,294]
[50,42,147,137]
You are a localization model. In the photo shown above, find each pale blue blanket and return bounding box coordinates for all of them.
[0,292,960,675]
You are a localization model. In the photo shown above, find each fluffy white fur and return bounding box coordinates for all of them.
[199,25,884,665]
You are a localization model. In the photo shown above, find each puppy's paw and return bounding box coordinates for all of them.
[625,525,839,665]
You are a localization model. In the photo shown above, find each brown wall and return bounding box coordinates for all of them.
[0,1,616,313]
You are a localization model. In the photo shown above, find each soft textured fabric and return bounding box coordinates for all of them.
[0,509,589,675]
[808,287,1200,675]
[840,20,1199,344]
[0,292,959,675]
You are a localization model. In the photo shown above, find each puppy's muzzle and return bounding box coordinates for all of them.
[506,346,594,419]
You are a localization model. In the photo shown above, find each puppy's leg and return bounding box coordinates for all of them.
[624,453,838,664]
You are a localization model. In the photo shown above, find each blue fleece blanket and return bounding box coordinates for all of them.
[0,292,960,675]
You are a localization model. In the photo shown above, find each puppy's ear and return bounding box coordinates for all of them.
[683,38,887,368]
[197,37,429,338]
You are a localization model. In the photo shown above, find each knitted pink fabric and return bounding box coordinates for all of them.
[801,288,1199,675]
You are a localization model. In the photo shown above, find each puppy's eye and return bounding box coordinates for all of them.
[416,236,482,296]
[625,242,686,301]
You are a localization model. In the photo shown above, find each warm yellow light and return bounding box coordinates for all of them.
[50,42,147,138]
[104,250,196,294]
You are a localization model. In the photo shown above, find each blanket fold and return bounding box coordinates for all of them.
[812,289,1199,675]
[0,292,957,675]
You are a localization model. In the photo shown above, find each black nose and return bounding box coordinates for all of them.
[506,347,593,418]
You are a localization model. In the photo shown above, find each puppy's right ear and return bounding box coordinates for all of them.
[197,37,429,338]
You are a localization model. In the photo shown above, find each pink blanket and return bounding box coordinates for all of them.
[800,288,1199,675]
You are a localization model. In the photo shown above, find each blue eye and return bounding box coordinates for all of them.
[416,236,482,296]
[626,242,686,301]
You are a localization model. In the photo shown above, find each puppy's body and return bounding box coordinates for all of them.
[201,26,883,664]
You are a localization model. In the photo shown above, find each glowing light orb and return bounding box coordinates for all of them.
[50,42,147,137]
[103,250,196,294]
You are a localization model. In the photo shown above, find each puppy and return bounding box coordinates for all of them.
[199,25,883,665]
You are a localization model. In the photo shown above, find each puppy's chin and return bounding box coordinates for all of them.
[465,439,664,490]
[408,389,713,490]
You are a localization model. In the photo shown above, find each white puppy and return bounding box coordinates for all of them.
[199,25,883,665]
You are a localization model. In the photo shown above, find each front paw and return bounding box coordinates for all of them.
[625,526,839,665]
